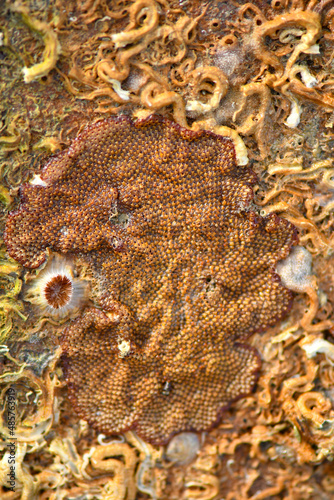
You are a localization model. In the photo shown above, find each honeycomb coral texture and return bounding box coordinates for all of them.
[5,116,297,444]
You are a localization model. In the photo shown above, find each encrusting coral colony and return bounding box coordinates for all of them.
[1,0,334,499]
[5,115,297,443]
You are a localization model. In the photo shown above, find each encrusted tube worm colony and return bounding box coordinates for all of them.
[4,115,297,444]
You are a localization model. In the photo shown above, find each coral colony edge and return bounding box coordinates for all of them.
[4,115,297,445]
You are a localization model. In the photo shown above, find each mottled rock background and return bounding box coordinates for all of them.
[1,1,334,498]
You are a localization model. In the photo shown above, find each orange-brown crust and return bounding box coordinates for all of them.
[5,115,298,444]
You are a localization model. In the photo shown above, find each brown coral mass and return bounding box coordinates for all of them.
[4,116,297,444]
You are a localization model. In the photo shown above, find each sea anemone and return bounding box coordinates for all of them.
[25,254,89,320]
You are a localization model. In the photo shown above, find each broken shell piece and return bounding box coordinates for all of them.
[276,246,313,293]
[165,432,201,465]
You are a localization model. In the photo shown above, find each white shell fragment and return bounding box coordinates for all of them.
[165,432,201,465]
[276,246,313,293]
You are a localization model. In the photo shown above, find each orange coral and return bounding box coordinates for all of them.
[4,115,297,444]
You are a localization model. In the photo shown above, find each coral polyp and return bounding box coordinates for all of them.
[25,255,89,319]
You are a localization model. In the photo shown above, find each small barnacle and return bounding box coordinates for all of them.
[165,432,201,465]
[276,245,313,293]
[25,254,89,320]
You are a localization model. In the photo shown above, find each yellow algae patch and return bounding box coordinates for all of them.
[11,3,60,83]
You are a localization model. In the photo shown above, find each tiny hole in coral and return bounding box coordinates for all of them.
[210,20,220,31]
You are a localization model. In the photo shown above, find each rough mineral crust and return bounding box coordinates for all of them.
[4,115,297,444]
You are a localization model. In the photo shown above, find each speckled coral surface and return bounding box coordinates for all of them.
[4,116,297,443]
